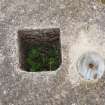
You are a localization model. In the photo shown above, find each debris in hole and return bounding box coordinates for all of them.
[18,28,62,72]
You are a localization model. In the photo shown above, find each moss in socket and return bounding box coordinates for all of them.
[18,28,62,72]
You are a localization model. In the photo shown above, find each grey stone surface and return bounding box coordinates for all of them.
[0,0,105,104]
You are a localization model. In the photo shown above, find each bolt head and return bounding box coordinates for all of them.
[77,52,105,81]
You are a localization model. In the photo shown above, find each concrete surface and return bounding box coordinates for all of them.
[0,0,105,104]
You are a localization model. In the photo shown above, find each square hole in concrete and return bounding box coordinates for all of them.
[18,28,62,72]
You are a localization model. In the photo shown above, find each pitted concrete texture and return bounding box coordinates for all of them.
[0,0,105,105]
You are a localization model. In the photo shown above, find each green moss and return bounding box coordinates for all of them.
[101,0,105,4]
[26,43,61,72]
[97,0,105,4]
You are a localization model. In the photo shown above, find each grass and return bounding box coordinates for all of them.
[25,43,61,72]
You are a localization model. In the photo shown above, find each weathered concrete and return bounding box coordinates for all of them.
[0,0,105,104]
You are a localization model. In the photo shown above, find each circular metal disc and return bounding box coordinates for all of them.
[77,52,105,80]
